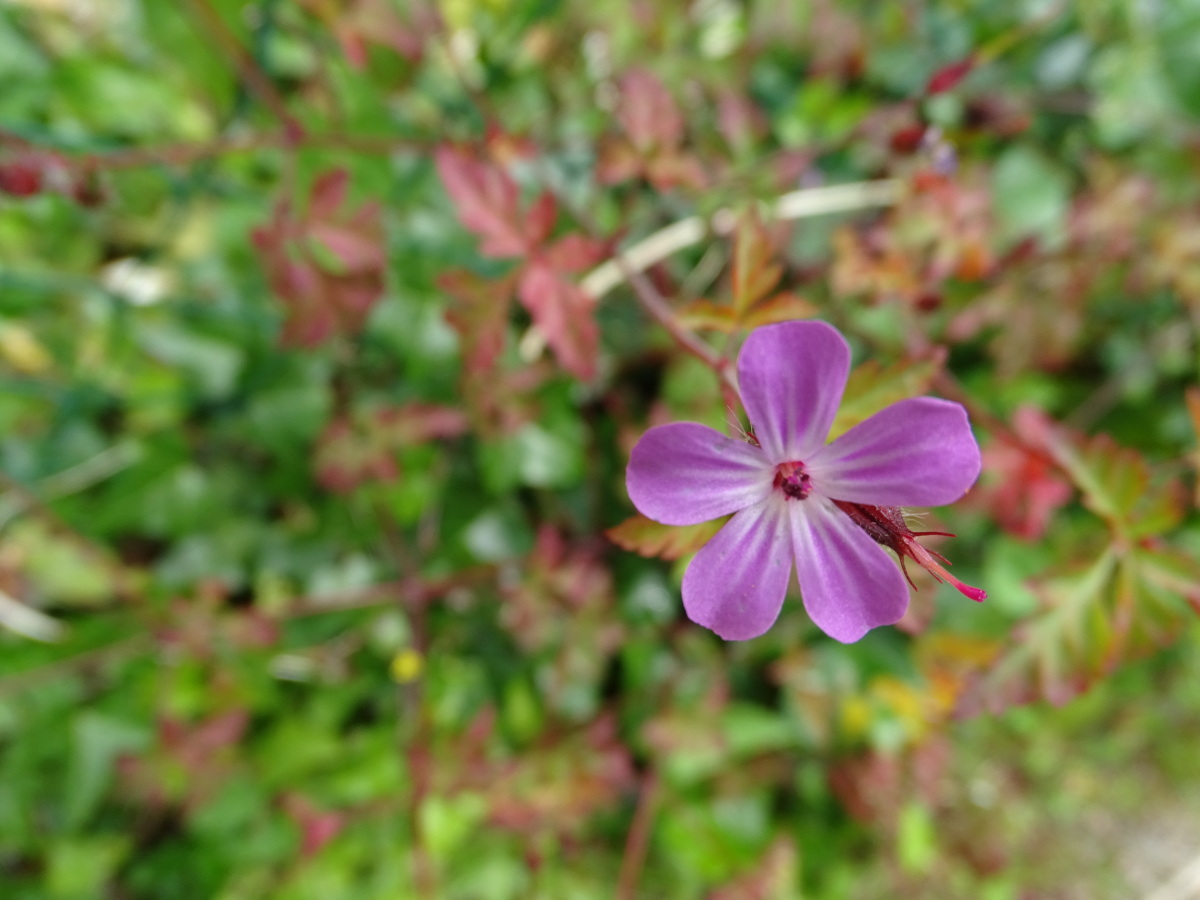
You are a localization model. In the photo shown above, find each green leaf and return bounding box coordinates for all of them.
[65,713,151,830]
[720,704,798,758]
[957,549,1118,715]
[1044,430,1183,537]
[606,513,725,560]
[46,835,132,900]
[897,802,937,875]
[991,145,1071,249]
[958,541,1200,716]
[676,299,737,332]
[741,292,817,329]
[420,793,489,861]
[829,356,940,440]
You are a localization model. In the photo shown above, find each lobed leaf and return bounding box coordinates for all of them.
[829,356,941,440]
[435,146,528,258]
[742,292,817,329]
[1043,429,1184,537]
[675,299,736,332]
[957,541,1200,716]
[731,209,783,317]
[517,261,599,380]
[606,513,725,560]
[615,67,684,153]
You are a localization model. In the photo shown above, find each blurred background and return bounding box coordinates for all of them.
[1,1,1200,898]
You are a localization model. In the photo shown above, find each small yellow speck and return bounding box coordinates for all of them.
[390,648,424,683]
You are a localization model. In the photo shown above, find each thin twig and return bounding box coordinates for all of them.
[0,125,432,171]
[0,589,64,642]
[535,176,737,392]
[616,769,661,900]
[0,471,141,602]
[0,442,140,530]
[580,179,903,301]
[622,264,737,391]
[0,634,150,697]
[280,568,493,618]
[520,179,903,378]
[184,0,303,137]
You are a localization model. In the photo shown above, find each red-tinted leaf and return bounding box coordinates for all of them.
[70,171,107,208]
[1188,386,1200,507]
[606,513,725,560]
[281,794,347,857]
[716,88,767,152]
[254,171,387,348]
[376,402,469,443]
[979,406,1073,540]
[483,714,635,832]
[435,146,527,257]
[926,56,975,94]
[594,137,641,185]
[517,261,598,379]
[731,210,782,316]
[299,0,434,65]
[676,299,737,333]
[742,292,818,329]
[890,124,927,154]
[644,150,708,192]
[543,232,606,274]
[439,268,513,375]
[708,838,797,900]
[315,417,398,492]
[309,217,386,272]
[161,710,249,762]
[309,168,350,219]
[525,190,558,248]
[315,403,467,492]
[616,67,684,153]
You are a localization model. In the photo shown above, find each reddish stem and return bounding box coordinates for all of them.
[185,0,304,137]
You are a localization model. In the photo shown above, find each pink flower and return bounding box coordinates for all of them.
[626,320,984,642]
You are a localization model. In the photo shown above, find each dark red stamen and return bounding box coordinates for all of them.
[774,461,812,500]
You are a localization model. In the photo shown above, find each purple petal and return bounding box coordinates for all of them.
[790,498,909,642]
[682,496,792,640]
[808,397,981,507]
[627,422,773,526]
[737,321,851,463]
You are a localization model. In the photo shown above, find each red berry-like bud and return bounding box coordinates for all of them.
[0,161,43,197]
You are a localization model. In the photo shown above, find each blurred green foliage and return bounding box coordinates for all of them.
[1,1,1200,898]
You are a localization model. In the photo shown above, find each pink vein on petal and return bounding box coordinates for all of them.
[808,397,982,507]
[738,321,851,462]
[627,422,773,526]
[682,496,793,640]
[789,498,910,643]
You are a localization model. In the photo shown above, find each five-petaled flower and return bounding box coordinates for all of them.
[625,320,984,643]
